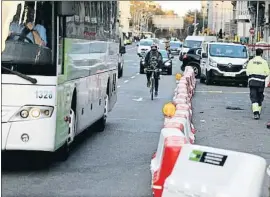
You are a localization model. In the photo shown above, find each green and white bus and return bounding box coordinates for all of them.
[1,1,126,160]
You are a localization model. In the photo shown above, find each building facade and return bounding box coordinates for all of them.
[119,1,131,33]
[207,0,233,34]
[231,1,252,38]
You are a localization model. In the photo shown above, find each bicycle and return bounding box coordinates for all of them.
[145,65,161,100]
[145,58,172,100]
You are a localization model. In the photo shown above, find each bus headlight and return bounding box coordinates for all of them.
[165,62,171,66]
[20,110,29,118]
[10,106,54,122]
[30,108,41,118]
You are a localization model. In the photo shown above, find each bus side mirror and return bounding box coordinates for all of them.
[120,46,126,54]
[57,2,76,16]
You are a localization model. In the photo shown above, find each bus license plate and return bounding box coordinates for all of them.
[224,73,235,77]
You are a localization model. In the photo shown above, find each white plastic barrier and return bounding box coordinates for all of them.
[162,144,267,197]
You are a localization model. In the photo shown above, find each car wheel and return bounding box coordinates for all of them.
[187,62,201,79]
[242,81,248,87]
[205,71,212,85]
[200,78,205,83]
[167,67,172,75]
[140,65,144,74]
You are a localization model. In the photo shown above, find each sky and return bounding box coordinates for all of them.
[156,1,201,16]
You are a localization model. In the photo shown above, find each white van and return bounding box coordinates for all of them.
[179,36,217,61]
[199,42,249,86]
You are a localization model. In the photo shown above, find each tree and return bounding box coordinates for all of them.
[183,9,207,35]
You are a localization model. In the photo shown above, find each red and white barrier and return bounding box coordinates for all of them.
[151,66,267,197]
[151,135,187,197]
[151,66,197,197]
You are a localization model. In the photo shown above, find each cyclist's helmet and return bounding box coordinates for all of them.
[150,43,158,51]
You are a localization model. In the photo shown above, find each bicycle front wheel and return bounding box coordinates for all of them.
[151,77,154,100]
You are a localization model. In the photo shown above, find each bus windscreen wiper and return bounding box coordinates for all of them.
[1,66,37,84]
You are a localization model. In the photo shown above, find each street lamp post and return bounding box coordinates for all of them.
[221,1,224,31]
[255,1,259,42]
[202,6,205,35]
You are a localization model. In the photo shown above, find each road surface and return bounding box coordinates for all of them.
[2,43,270,197]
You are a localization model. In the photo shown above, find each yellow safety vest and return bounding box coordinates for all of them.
[246,56,270,83]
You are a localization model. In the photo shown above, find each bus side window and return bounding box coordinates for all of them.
[57,16,65,75]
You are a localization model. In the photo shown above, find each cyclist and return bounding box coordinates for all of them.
[144,43,163,97]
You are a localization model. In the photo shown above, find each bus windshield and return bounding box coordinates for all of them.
[183,40,202,48]
[209,44,248,59]
[1,1,54,76]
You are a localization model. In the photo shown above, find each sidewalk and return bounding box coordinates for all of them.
[265,87,270,99]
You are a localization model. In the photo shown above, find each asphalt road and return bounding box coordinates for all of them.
[2,43,270,197]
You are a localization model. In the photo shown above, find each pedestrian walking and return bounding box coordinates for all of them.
[247,48,270,119]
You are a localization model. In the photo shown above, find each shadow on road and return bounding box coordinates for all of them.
[2,123,101,172]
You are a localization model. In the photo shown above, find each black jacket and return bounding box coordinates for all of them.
[145,51,163,69]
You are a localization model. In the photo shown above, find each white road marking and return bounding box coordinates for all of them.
[195,90,249,94]
[132,97,143,102]
[136,73,139,75]
[108,117,139,121]
[124,60,134,63]
[124,80,129,83]
[196,90,223,93]
[117,85,121,88]
[131,76,135,79]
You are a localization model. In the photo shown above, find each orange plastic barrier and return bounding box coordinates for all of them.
[152,136,187,197]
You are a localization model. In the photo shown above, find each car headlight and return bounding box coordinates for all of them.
[10,106,54,122]
[165,62,171,66]
[142,61,145,65]
[243,62,248,69]
[209,58,217,67]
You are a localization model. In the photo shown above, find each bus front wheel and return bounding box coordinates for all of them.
[58,104,76,161]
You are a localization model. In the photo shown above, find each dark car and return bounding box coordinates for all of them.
[181,47,202,78]
[169,41,182,55]
[139,50,173,75]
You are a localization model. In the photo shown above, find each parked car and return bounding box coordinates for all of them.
[124,38,132,45]
[179,36,217,61]
[200,42,249,86]
[139,49,173,75]
[181,47,202,78]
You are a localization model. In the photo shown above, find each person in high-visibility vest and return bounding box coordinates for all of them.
[246,48,270,119]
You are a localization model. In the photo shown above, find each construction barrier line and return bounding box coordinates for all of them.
[151,66,197,197]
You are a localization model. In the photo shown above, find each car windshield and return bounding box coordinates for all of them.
[170,42,181,47]
[183,40,202,48]
[159,50,168,59]
[209,44,248,58]
[140,40,153,46]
